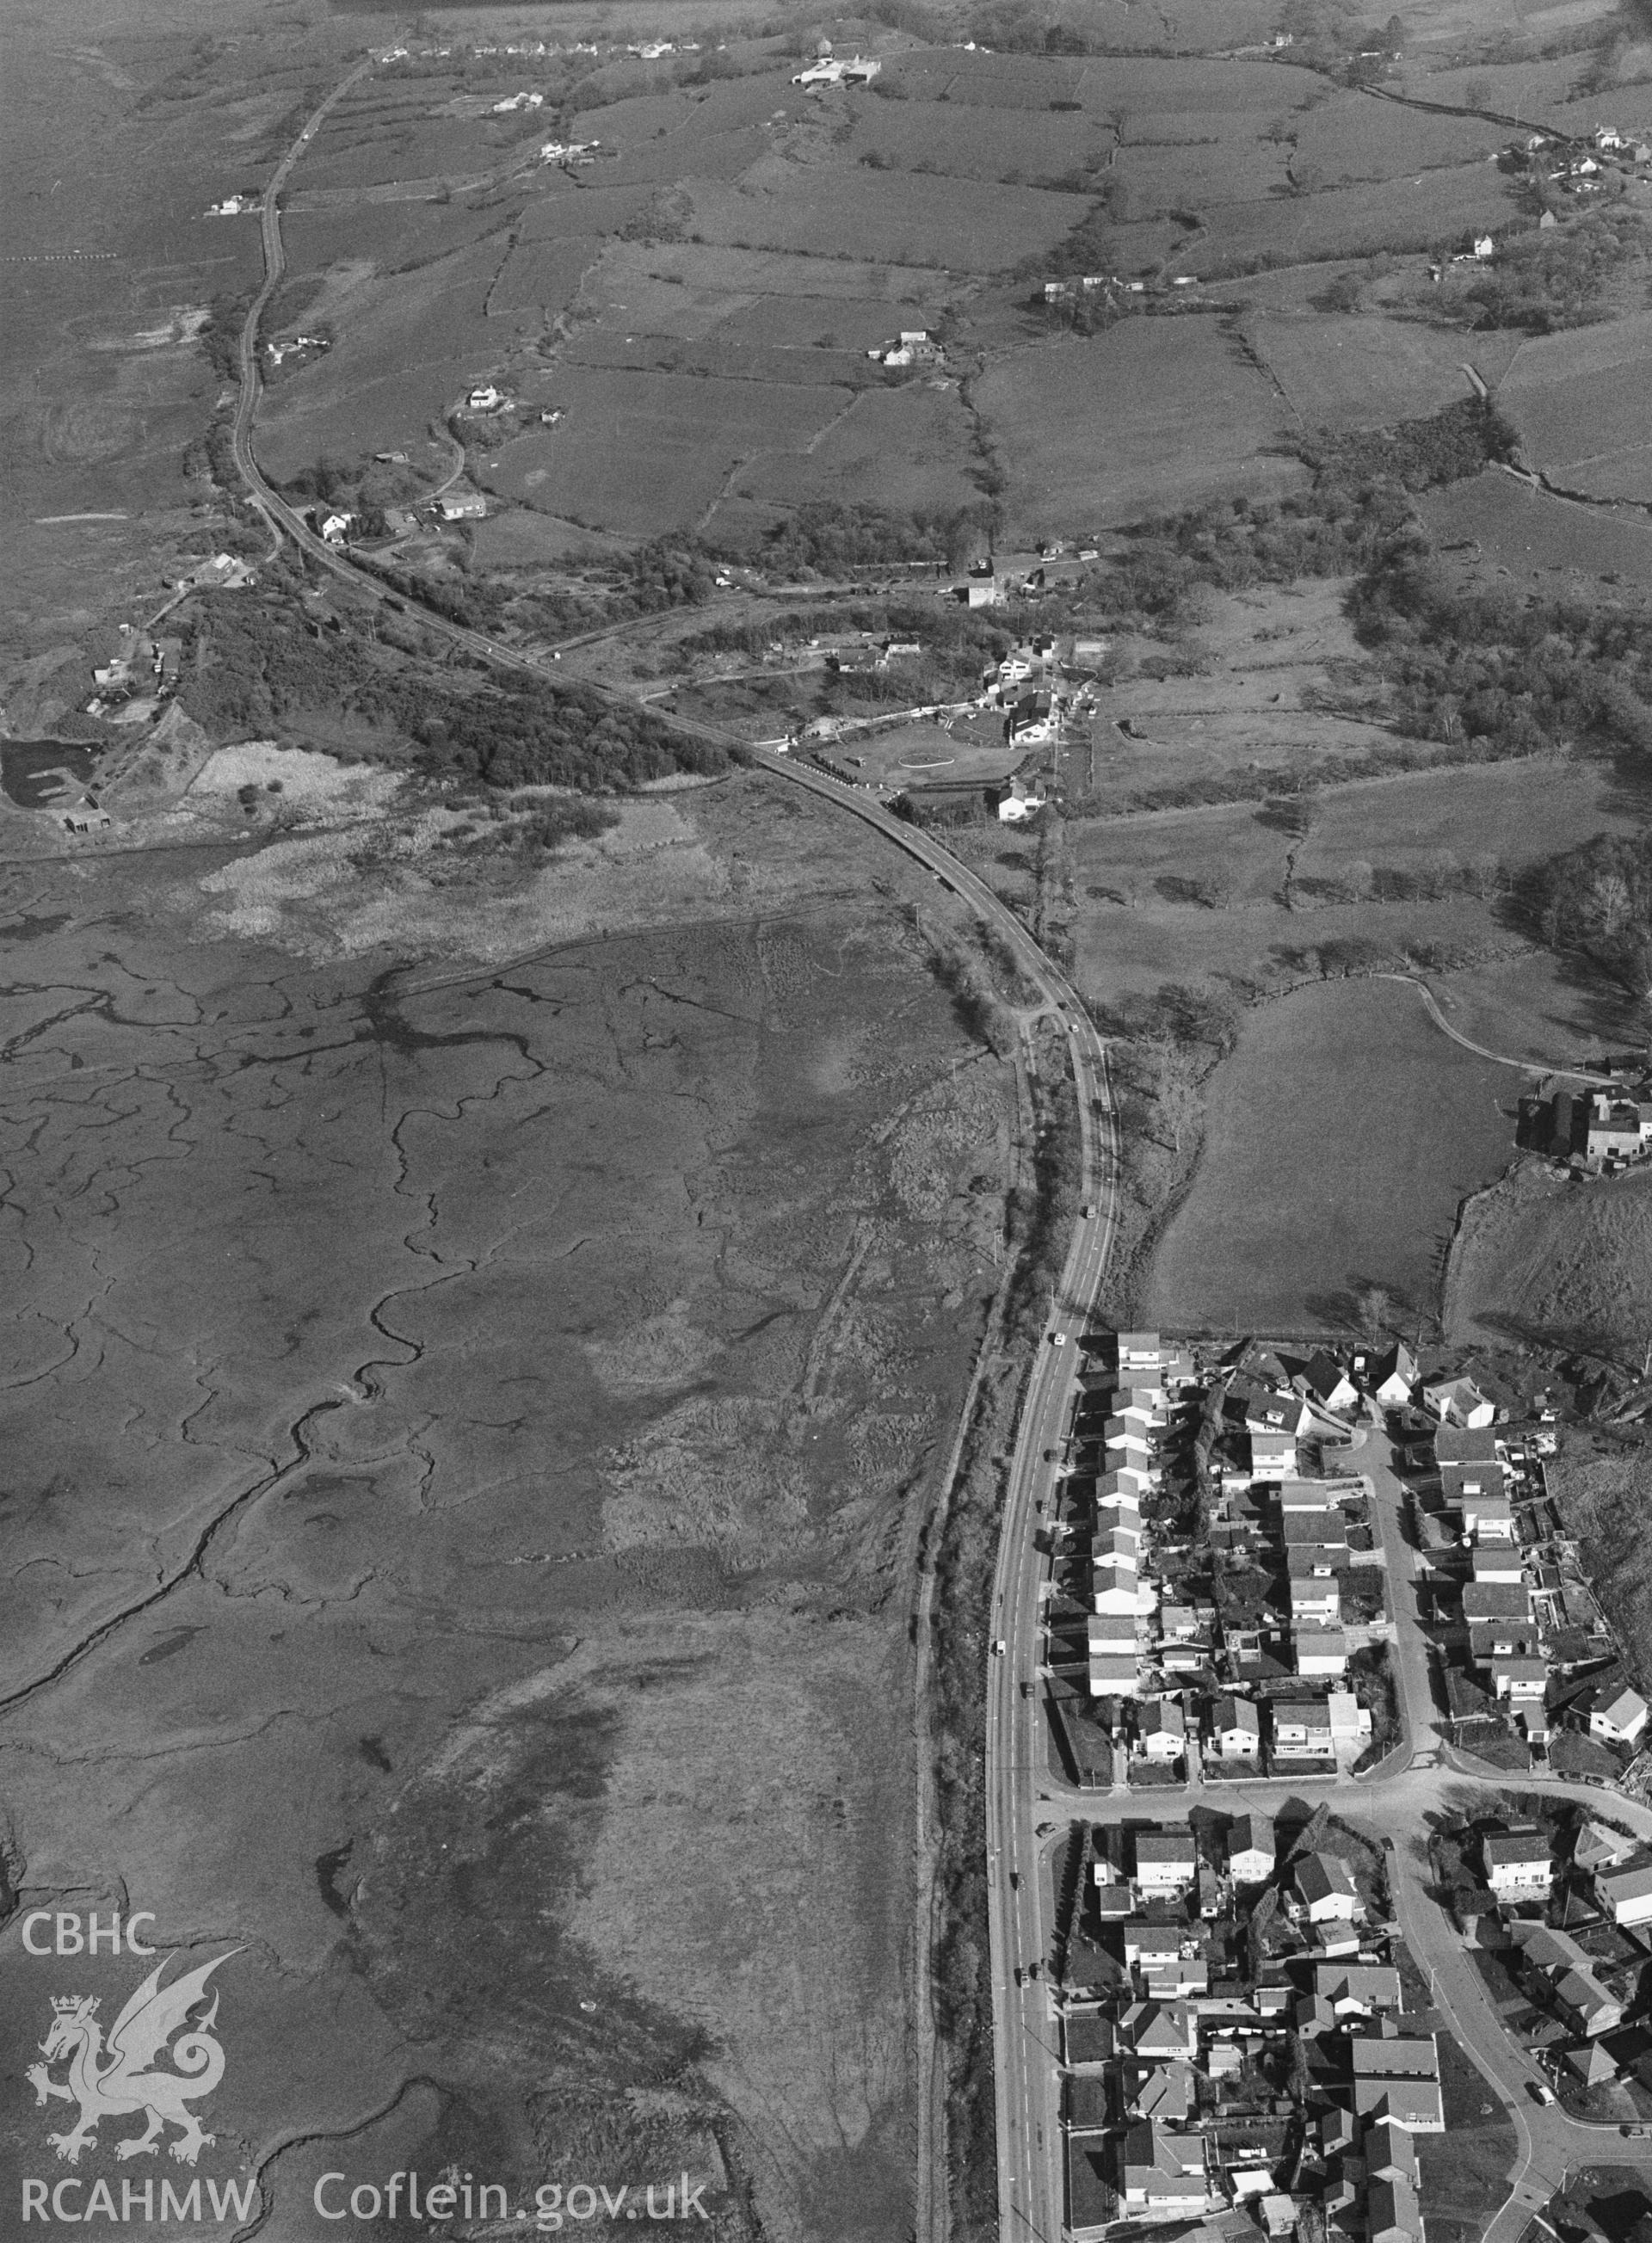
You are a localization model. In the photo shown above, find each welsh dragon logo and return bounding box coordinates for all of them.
[26,1950,240,2167]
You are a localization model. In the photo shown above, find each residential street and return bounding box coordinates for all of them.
[1002,1400,1652,2242]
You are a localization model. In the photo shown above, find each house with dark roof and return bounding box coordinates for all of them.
[1298,1353,1359,1412]
[1296,1853,1359,1921]
[1481,1829,1551,1897]
[1119,2120,1209,2212]
[1314,1963,1402,2015]
[1370,1342,1419,1406]
[1365,2119,1419,2185]
[1368,2172,1426,2242]
[1227,1813,1275,1883]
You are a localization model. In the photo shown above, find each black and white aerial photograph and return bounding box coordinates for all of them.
[7,0,1652,2238]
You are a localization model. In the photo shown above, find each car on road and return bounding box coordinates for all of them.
[1624,2124,1651,2138]
[1020,1681,1032,1699]
[1008,1870,1020,1890]
[1051,1333,1066,1347]
[990,1639,1007,1656]
[1043,1448,1061,1463]
[1527,2081,1556,2106]
[1079,1204,1093,1218]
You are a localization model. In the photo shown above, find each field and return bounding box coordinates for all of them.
[1419,471,1652,586]
[0,772,1018,2242]
[1446,1163,1652,1359]
[1291,93,1502,182]
[1181,165,1518,276]
[847,98,1106,183]
[1143,977,1518,1332]
[973,321,1301,539]
[1242,312,1488,430]
[489,363,850,533]
[731,382,985,516]
[1498,315,1652,500]
[682,168,1080,271]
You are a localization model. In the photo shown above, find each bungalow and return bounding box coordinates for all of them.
[1368,2175,1427,2243]
[1119,2000,1199,2059]
[1364,2120,1420,2186]
[1596,1864,1652,1930]
[439,491,487,521]
[1137,1698,1187,1761]
[1125,2060,1196,2123]
[1424,1376,1495,1428]
[1273,1700,1336,1760]
[317,511,352,544]
[1370,1341,1419,1406]
[1575,1821,1633,1876]
[1284,1510,1349,1552]
[1462,1581,1532,1626]
[1135,1829,1197,1894]
[466,384,506,411]
[1295,1852,1359,1921]
[1211,1695,1261,1759]
[1481,1830,1552,1897]
[1469,1545,1525,1585]
[1354,2076,1445,2130]
[1351,2035,1439,2080]
[1314,1963,1401,2016]
[1279,1480,1339,1513]
[1088,1653,1143,1698]
[1226,1813,1275,1884]
[1434,1424,1500,1468]
[1590,1685,1649,1747]
[1119,2119,1208,2212]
